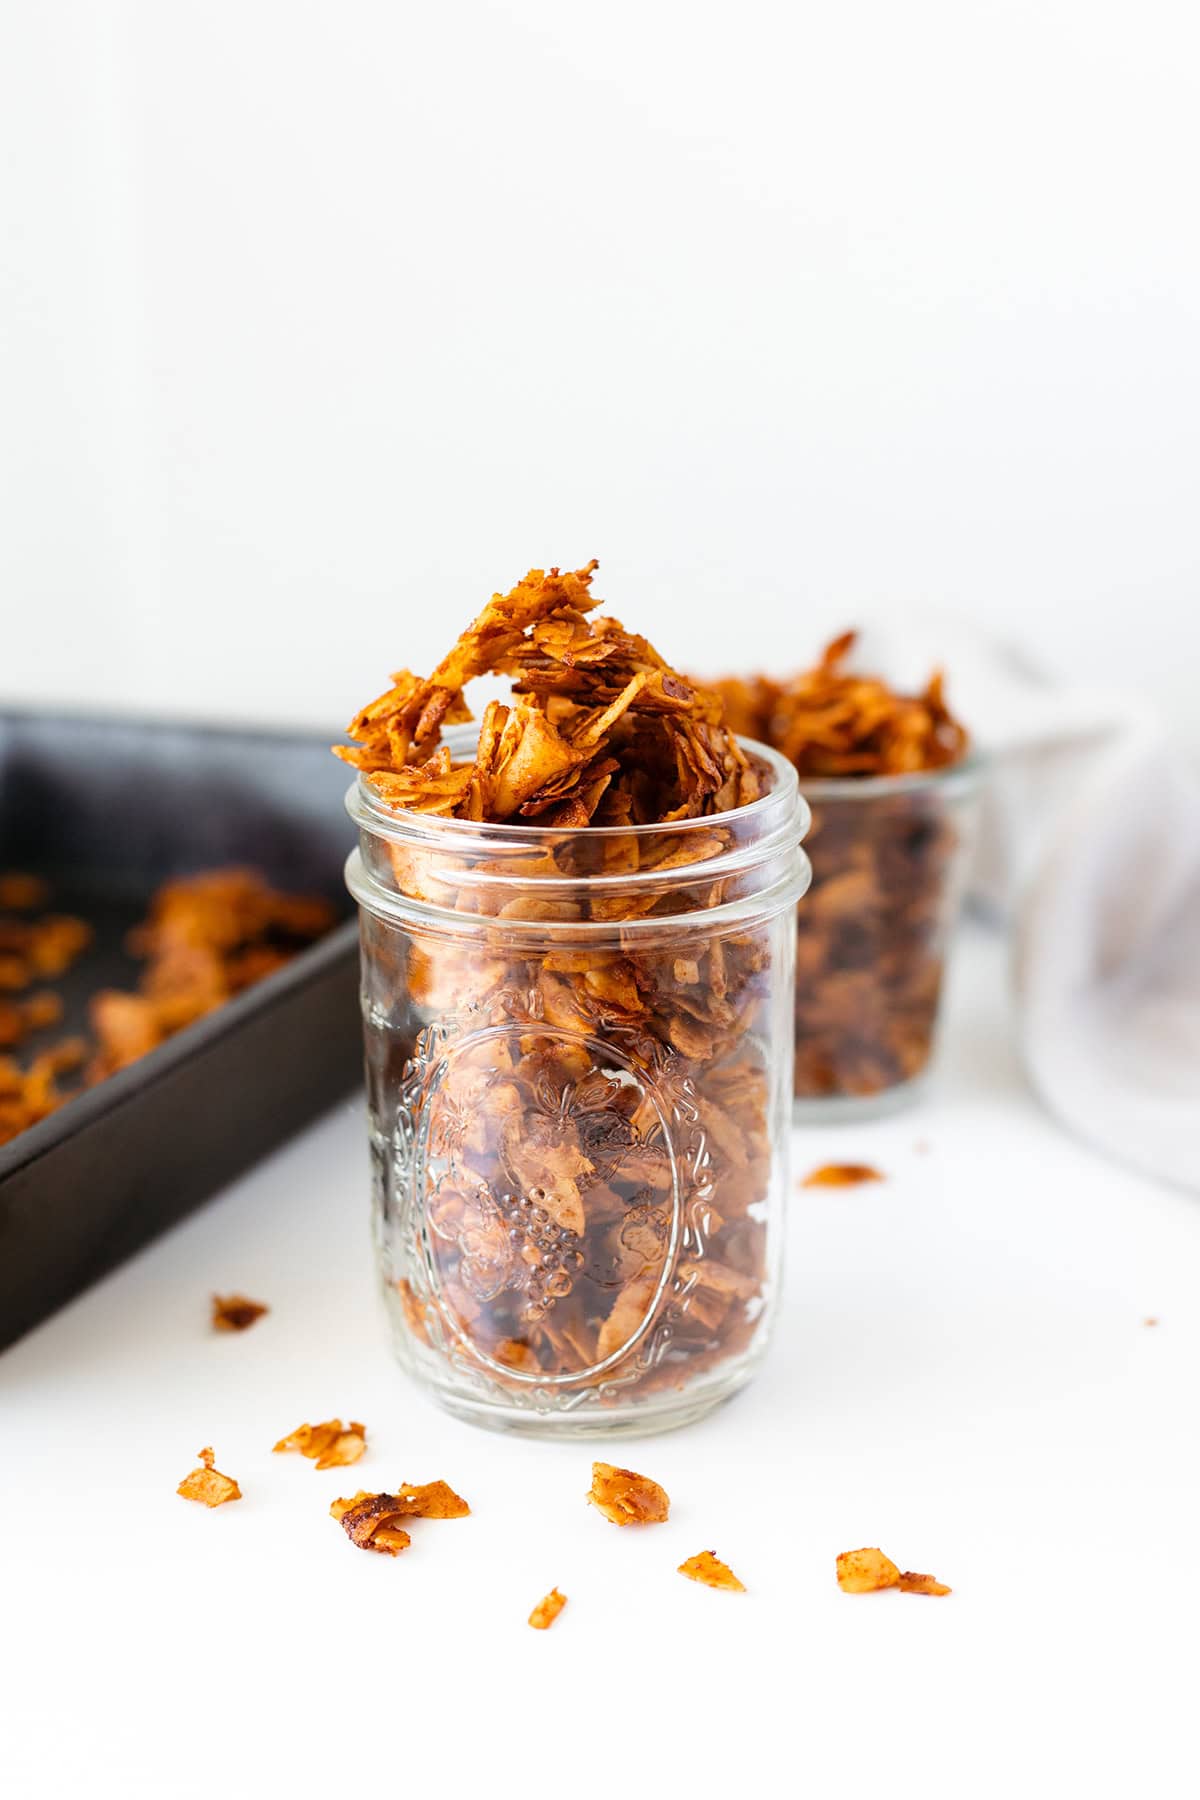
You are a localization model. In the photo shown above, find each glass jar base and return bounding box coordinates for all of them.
[383,1291,765,1438]
[792,1067,932,1125]
[428,1382,744,1440]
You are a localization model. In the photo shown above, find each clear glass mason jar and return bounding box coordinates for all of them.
[345,729,811,1437]
[793,755,984,1119]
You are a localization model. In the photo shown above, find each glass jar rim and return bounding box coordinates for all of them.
[346,726,809,849]
[796,747,987,802]
[345,729,811,935]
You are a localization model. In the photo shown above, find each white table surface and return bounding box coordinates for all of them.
[3,927,1197,1799]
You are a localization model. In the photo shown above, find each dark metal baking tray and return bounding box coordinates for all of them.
[0,710,361,1352]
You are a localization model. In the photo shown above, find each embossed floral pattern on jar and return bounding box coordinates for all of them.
[347,730,810,1436]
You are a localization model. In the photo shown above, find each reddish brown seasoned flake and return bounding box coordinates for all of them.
[212,1293,268,1332]
[0,1038,86,1146]
[0,955,29,991]
[800,1163,884,1188]
[897,1570,952,1596]
[587,1461,670,1526]
[0,873,50,911]
[678,1550,745,1592]
[273,1420,367,1470]
[330,1491,412,1556]
[0,990,62,1049]
[836,1547,901,1593]
[394,1278,431,1344]
[387,1479,470,1520]
[177,1445,242,1508]
[837,1547,951,1595]
[330,1479,469,1552]
[0,911,91,987]
[528,1587,567,1630]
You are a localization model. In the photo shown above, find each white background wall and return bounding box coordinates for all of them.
[2,0,1198,745]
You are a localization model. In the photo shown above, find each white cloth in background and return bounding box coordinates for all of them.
[1015,718,1200,1193]
[856,621,1200,1193]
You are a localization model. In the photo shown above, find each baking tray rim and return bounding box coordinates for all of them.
[0,702,354,755]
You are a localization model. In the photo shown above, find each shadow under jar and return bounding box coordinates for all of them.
[793,756,984,1120]
[346,730,810,1437]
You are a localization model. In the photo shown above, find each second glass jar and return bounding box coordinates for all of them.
[793,757,983,1117]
